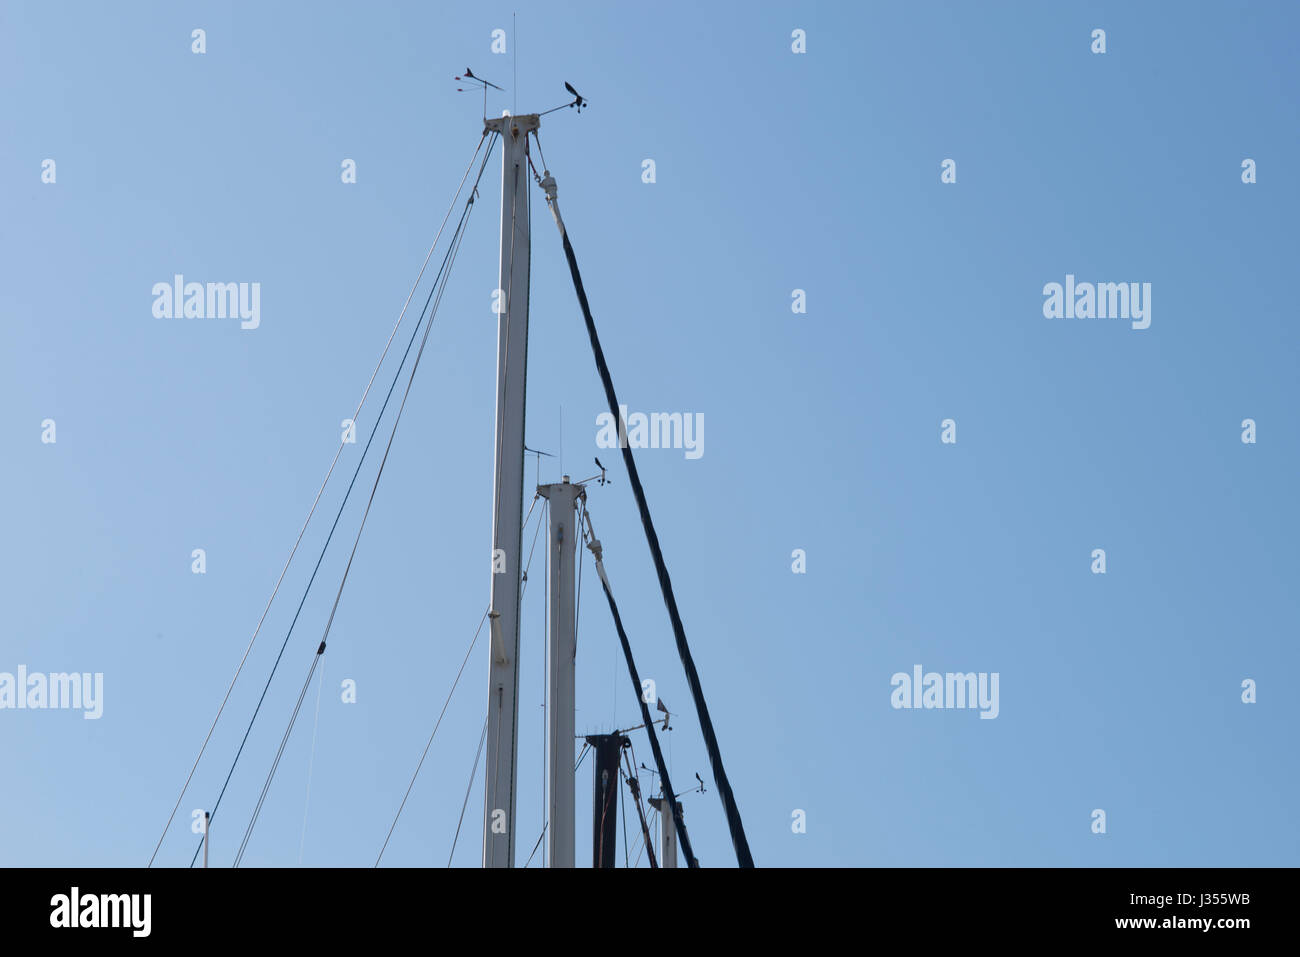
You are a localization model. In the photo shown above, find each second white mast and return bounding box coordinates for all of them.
[539,478,583,867]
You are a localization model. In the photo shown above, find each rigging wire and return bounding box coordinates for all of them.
[523,823,547,868]
[574,497,584,663]
[447,493,546,870]
[530,129,548,173]
[520,492,540,554]
[521,742,593,867]
[573,740,590,774]
[447,717,490,867]
[632,806,657,868]
[519,500,546,609]
[619,766,629,867]
[544,182,754,868]
[374,608,490,866]
[580,508,698,868]
[233,643,323,867]
[223,138,497,867]
[381,486,546,866]
[184,140,495,868]
[150,132,490,867]
[187,265,435,867]
[297,649,327,866]
[623,745,657,868]
[521,495,546,592]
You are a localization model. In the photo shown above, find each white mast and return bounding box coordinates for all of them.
[483,111,539,868]
[539,478,583,867]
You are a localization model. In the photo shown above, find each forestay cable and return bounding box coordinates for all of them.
[580,509,697,867]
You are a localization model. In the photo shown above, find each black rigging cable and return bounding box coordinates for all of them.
[586,541,698,867]
[544,176,754,868]
[622,747,657,868]
[524,823,547,868]
[633,806,656,868]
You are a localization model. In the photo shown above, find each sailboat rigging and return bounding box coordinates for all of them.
[150,84,752,870]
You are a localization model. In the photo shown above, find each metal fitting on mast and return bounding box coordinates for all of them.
[582,508,609,588]
[540,169,565,232]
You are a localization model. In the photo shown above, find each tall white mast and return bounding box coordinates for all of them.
[538,478,582,867]
[483,111,539,868]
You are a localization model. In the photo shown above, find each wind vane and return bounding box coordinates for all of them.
[456,67,504,119]
[456,66,504,91]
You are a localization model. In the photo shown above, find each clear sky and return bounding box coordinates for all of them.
[2,0,1297,867]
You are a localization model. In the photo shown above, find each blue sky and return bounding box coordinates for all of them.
[1,0,1297,867]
